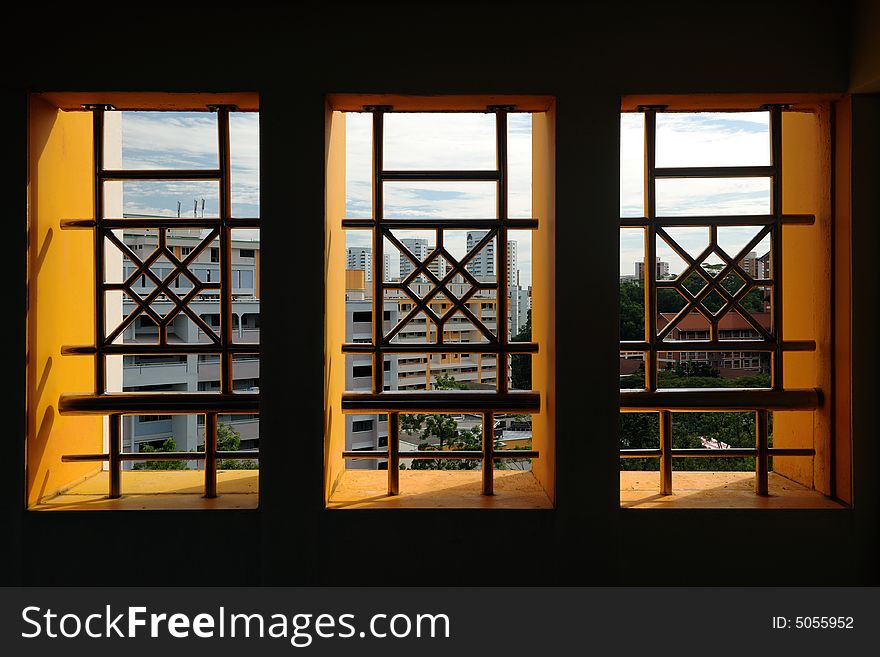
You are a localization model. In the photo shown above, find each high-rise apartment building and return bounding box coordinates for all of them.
[399,238,429,281]
[635,257,670,280]
[465,231,495,279]
[120,229,260,462]
[347,246,390,282]
[425,246,448,280]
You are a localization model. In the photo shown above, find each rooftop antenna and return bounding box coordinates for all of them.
[177,201,181,218]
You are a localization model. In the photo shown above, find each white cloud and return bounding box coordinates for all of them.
[120,111,260,218]
[346,112,533,286]
[620,110,775,275]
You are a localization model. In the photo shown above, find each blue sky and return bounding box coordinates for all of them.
[620,111,773,276]
[117,111,260,237]
[345,112,533,285]
[118,109,774,280]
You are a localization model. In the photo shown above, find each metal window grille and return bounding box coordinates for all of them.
[58,104,259,499]
[619,105,819,495]
[340,106,541,496]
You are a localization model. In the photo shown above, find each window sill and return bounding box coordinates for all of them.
[30,470,258,511]
[620,471,845,509]
[327,470,553,509]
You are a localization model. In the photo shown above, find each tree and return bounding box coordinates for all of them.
[671,360,719,378]
[620,403,774,472]
[619,281,644,340]
[404,375,491,470]
[216,422,258,470]
[432,374,468,390]
[132,437,188,470]
[196,422,258,469]
[511,309,532,389]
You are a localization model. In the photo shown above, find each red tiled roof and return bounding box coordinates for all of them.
[658,311,770,332]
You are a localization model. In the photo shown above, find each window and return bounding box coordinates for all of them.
[619,99,840,508]
[352,420,374,432]
[325,96,555,508]
[239,248,255,258]
[27,93,260,509]
[352,365,372,378]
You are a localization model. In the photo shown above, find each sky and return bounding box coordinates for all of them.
[118,109,774,281]
[345,112,533,286]
[116,111,260,241]
[620,111,773,277]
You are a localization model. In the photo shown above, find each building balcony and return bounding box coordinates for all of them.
[123,361,191,386]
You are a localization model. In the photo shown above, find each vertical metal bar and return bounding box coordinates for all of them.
[217,107,234,395]
[644,108,658,392]
[108,413,121,498]
[388,412,399,495]
[482,411,494,495]
[436,227,444,345]
[659,409,673,495]
[373,110,385,395]
[709,224,719,342]
[205,412,218,498]
[756,409,770,495]
[92,107,106,394]
[770,106,784,390]
[495,109,509,393]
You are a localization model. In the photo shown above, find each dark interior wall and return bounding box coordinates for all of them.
[851,0,880,92]
[3,1,876,586]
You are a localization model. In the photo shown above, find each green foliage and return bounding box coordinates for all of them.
[511,309,532,389]
[619,276,767,339]
[621,367,770,390]
[400,413,426,433]
[405,374,494,470]
[132,424,257,472]
[432,374,468,390]
[619,281,645,340]
[410,424,483,470]
[620,411,767,472]
[216,422,258,470]
[132,437,188,470]
[196,422,258,469]
[671,360,719,378]
[495,437,532,470]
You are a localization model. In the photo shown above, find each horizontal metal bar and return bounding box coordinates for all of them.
[620,449,662,458]
[670,448,758,457]
[619,214,815,227]
[100,169,221,181]
[618,448,815,458]
[620,387,820,411]
[342,218,539,229]
[343,450,539,459]
[380,170,500,181]
[62,450,259,463]
[342,391,540,413]
[61,218,260,230]
[342,342,538,354]
[59,393,259,415]
[619,340,815,352]
[62,344,259,356]
[653,165,775,179]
